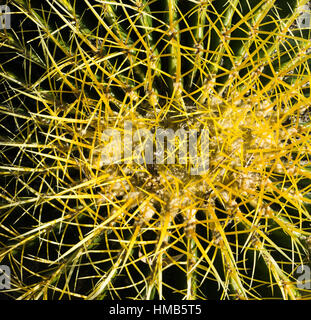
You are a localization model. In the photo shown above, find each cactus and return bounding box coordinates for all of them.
[1,0,311,300]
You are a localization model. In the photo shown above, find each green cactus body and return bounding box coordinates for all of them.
[1,0,311,300]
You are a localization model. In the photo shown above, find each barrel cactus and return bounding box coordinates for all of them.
[1,0,311,300]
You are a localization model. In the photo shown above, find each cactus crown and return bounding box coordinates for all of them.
[1,0,311,300]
